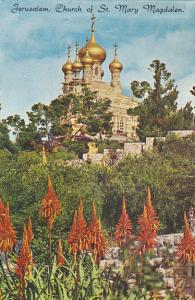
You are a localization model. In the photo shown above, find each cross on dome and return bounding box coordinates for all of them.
[91,15,96,32]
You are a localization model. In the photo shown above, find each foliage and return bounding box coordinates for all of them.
[62,140,89,158]
[5,88,113,150]
[190,86,195,96]
[128,60,194,140]
[0,244,178,299]
[0,105,16,152]
[4,114,40,151]
[0,164,194,299]
[0,134,194,242]
[95,139,123,153]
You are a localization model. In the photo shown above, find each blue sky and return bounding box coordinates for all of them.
[0,0,194,119]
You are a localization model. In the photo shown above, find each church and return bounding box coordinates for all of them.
[61,16,139,141]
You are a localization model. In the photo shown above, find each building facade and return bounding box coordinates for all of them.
[61,16,138,140]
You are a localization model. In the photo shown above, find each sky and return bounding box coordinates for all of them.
[0,0,194,119]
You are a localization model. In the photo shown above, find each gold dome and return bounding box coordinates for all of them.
[109,44,123,72]
[79,15,106,64]
[62,46,72,73]
[82,45,93,68]
[72,43,83,72]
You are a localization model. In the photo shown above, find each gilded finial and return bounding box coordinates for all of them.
[72,42,82,72]
[114,43,118,56]
[78,16,106,64]
[82,38,93,67]
[85,39,89,52]
[109,42,123,72]
[62,45,72,73]
[75,42,79,55]
[91,14,96,32]
[68,45,71,58]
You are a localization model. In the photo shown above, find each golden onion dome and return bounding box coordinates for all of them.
[109,44,123,72]
[72,43,83,72]
[79,15,106,64]
[82,45,93,68]
[62,46,72,73]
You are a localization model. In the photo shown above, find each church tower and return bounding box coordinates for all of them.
[62,46,73,93]
[72,43,83,80]
[82,41,93,85]
[109,43,123,90]
[79,15,106,83]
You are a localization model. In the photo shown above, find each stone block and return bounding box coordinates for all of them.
[124,142,145,155]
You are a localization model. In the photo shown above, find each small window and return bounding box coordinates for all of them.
[95,67,98,76]
[119,119,124,130]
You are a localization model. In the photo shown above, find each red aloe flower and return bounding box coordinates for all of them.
[88,203,107,264]
[15,224,33,299]
[67,210,78,255]
[27,217,34,245]
[136,205,157,254]
[0,199,5,217]
[77,199,88,251]
[145,186,160,232]
[57,239,65,267]
[177,212,195,264]
[0,204,17,252]
[115,193,132,247]
[40,176,61,231]
[68,199,88,257]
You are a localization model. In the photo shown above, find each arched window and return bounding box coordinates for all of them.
[117,118,124,131]
[119,119,124,130]
[95,67,98,76]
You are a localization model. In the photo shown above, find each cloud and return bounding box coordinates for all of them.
[113,29,195,107]
[0,56,64,118]
[0,1,194,119]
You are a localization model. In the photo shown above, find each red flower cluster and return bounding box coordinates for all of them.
[137,205,157,254]
[88,203,107,264]
[15,223,33,299]
[115,193,132,247]
[68,201,107,264]
[68,199,88,256]
[57,239,65,267]
[0,200,17,253]
[177,212,195,264]
[136,186,159,254]
[40,176,61,231]
[145,186,160,232]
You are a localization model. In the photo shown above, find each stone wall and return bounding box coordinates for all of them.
[100,232,195,297]
[167,130,194,138]
[82,130,194,164]
[83,139,155,163]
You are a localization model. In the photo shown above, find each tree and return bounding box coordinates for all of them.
[128,60,194,139]
[5,114,41,150]
[170,101,194,130]
[0,105,15,152]
[6,88,113,150]
[190,86,195,96]
[71,88,113,139]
